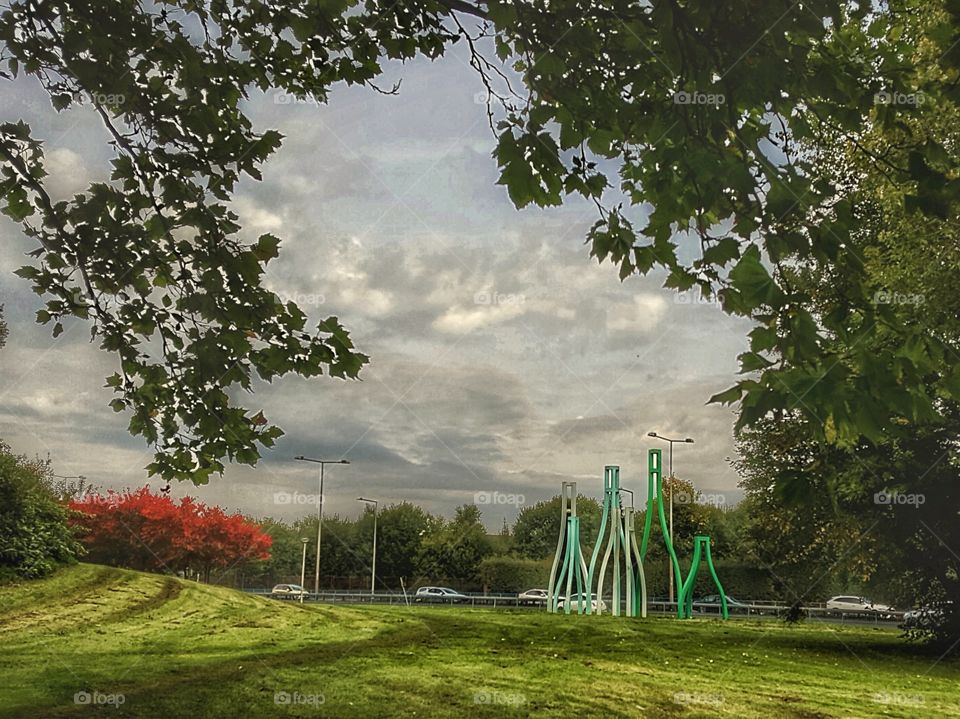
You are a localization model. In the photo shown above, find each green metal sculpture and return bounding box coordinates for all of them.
[679,535,728,619]
[547,482,589,614]
[548,451,728,622]
[586,465,646,616]
[638,448,685,619]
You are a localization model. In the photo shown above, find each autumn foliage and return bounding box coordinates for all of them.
[70,488,271,581]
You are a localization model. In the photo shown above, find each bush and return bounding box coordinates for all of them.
[0,444,81,580]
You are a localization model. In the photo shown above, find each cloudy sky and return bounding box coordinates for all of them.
[0,42,752,530]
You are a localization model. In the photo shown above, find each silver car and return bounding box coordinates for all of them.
[414,586,468,604]
[271,583,309,600]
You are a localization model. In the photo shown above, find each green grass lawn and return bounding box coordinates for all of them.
[2,564,958,718]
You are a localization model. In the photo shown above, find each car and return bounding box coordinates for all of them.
[518,589,549,606]
[270,583,308,599]
[555,593,607,612]
[902,601,953,629]
[826,595,895,615]
[414,586,468,604]
[693,594,754,614]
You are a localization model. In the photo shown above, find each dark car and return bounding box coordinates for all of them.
[693,594,753,614]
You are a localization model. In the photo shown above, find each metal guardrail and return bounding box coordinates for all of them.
[246,590,904,623]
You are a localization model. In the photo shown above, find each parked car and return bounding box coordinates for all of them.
[270,583,308,599]
[826,595,895,616]
[902,601,953,629]
[518,589,549,606]
[414,586,468,604]
[693,594,754,614]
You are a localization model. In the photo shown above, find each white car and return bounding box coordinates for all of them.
[414,586,468,604]
[826,595,894,614]
[271,583,309,599]
[556,593,607,612]
[903,601,952,628]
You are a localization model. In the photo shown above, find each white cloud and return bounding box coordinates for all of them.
[432,301,526,334]
[607,293,668,333]
[44,148,89,200]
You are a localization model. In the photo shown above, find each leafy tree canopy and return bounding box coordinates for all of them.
[2,1,959,482]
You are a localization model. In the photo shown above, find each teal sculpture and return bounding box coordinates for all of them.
[679,535,728,619]
[586,465,646,616]
[547,482,589,614]
[621,503,648,618]
[548,451,728,621]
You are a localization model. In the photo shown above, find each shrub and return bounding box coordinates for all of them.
[0,443,81,580]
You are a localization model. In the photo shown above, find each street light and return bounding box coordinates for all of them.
[294,456,350,594]
[647,432,694,604]
[357,497,379,596]
[299,537,310,604]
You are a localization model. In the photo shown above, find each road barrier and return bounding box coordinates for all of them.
[244,589,904,624]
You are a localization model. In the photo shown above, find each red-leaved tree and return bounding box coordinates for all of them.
[70,488,271,581]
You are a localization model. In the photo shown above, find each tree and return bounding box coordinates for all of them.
[512,494,601,560]
[70,488,271,580]
[416,504,493,583]
[734,418,882,604]
[240,518,304,588]
[294,514,363,584]
[357,502,433,581]
[3,2,960,481]
[0,440,81,579]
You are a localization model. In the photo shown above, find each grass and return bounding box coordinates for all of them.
[2,564,959,718]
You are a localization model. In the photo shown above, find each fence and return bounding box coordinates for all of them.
[243,589,904,624]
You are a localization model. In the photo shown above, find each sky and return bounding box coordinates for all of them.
[0,42,753,530]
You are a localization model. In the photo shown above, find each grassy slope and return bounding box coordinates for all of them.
[2,564,958,719]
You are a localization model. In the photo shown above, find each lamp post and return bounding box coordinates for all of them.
[294,456,350,595]
[357,497,378,596]
[299,537,310,604]
[647,432,694,604]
